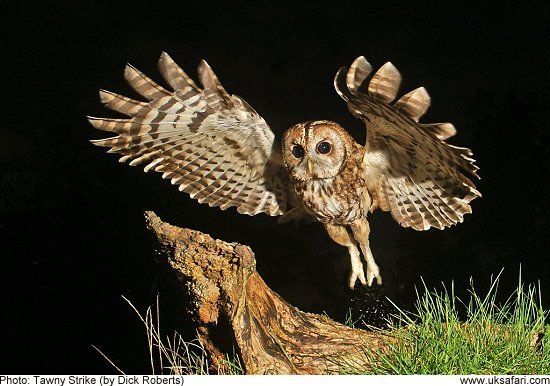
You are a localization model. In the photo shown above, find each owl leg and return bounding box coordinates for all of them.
[324,223,367,289]
[350,218,382,286]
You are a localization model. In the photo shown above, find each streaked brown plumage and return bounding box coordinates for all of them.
[90,53,480,288]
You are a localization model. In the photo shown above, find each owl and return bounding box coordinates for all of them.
[89,53,480,289]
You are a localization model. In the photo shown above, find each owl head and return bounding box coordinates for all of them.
[282,120,352,182]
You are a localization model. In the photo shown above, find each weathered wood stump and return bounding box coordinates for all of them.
[145,211,394,374]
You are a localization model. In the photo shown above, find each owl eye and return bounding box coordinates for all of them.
[316,141,332,154]
[291,145,304,158]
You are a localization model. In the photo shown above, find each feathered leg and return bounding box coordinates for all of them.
[350,218,382,286]
[324,223,367,289]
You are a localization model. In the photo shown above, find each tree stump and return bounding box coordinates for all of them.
[145,211,394,374]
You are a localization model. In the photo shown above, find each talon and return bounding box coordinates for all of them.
[348,267,367,289]
[366,266,382,286]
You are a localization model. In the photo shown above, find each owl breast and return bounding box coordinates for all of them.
[293,163,369,225]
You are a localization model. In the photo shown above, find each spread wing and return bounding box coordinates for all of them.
[90,52,291,216]
[335,56,480,231]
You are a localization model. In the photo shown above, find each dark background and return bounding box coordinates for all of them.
[1,0,549,374]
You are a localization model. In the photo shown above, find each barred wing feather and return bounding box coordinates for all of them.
[334,56,480,231]
[90,52,290,216]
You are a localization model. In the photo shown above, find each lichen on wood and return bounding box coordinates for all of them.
[145,211,393,374]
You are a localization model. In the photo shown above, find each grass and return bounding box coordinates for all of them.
[96,272,548,374]
[93,296,244,375]
[342,271,549,374]
[125,296,245,375]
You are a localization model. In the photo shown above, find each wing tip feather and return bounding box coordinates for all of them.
[346,55,372,93]
[98,89,114,104]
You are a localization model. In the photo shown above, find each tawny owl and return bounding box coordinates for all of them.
[89,53,480,289]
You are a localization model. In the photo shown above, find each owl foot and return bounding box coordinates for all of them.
[348,265,367,289]
[349,260,382,288]
[365,260,382,286]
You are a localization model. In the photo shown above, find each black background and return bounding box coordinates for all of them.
[1,0,549,374]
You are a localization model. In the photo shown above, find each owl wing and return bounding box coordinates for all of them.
[334,56,480,231]
[90,52,291,216]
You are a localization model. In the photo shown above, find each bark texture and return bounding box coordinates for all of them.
[145,211,393,374]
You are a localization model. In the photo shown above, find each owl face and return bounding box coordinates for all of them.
[282,120,350,182]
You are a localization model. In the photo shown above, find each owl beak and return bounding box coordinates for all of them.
[307,158,313,175]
